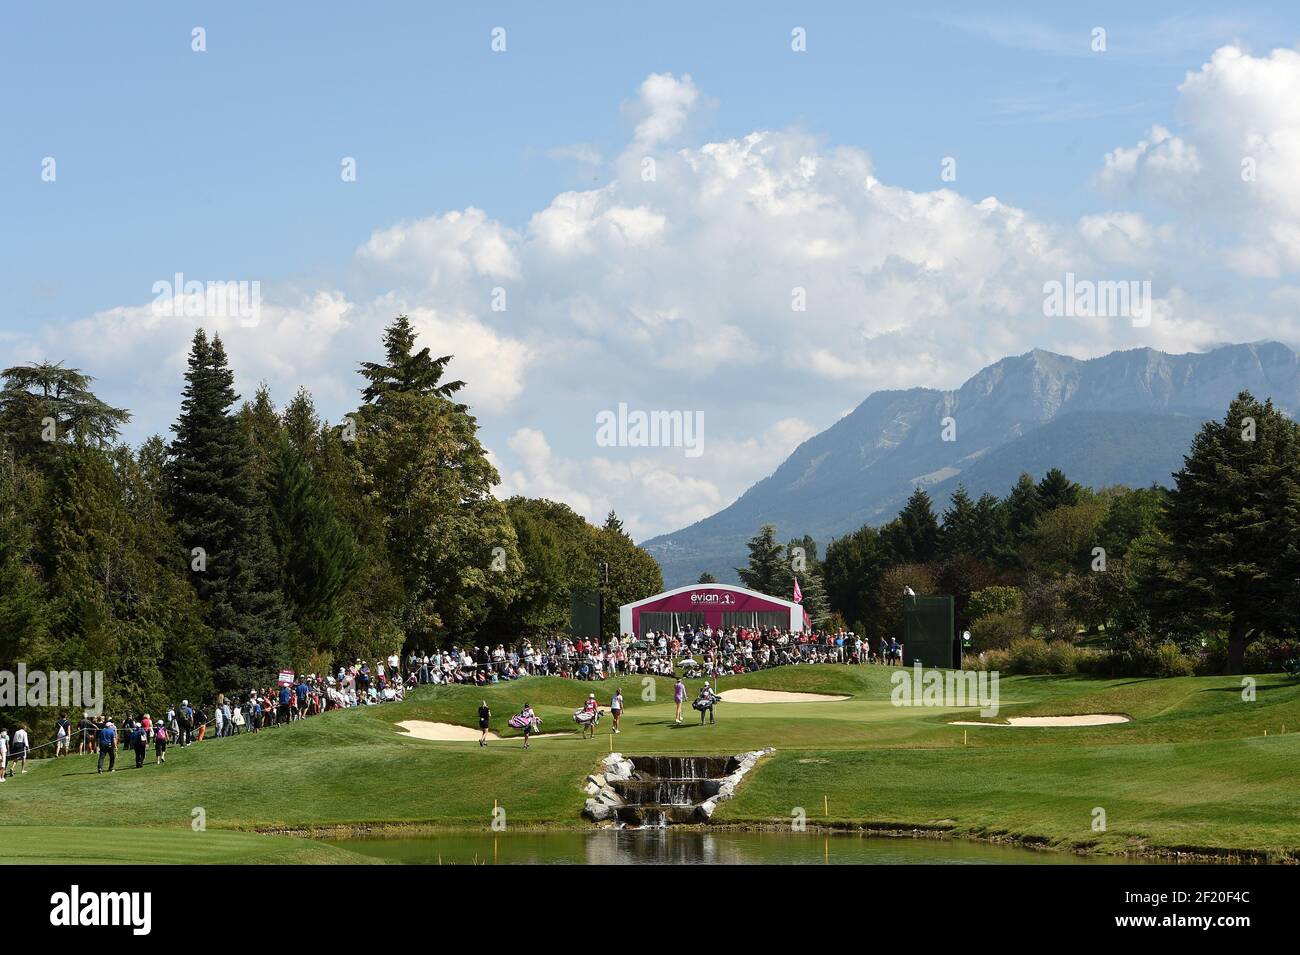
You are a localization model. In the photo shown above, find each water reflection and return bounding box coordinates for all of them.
[328,829,1159,865]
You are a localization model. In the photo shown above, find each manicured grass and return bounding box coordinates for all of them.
[2,666,1298,861]
[0,825,384,865]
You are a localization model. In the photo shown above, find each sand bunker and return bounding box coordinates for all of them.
[395,720,568,742]
[951,714,1130,727]
[719,689,850,704]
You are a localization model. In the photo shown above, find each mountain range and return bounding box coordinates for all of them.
[641,341,1300,587]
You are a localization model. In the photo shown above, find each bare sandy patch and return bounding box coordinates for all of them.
[396,720,496,741]
[720,689,851,704]
[395,720,570,741]
[950,714,1131,727]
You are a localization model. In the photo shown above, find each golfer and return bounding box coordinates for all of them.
[611,688,624,734]
[478,700,491,747]
[673,677,686,724]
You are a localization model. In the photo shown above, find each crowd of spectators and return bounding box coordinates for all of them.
[406,627,907,685]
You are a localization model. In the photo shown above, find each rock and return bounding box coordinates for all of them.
[584,782,601,796]
[698,799,717,819]
[584,799,614,822]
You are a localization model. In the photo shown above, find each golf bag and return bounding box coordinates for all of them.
[573,708,603,725]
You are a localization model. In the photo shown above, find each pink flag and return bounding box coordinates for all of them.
[792,575,803,604]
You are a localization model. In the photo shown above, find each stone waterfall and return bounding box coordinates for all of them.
[583,750,774,826]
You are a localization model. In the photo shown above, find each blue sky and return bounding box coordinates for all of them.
[2,2,1299,539]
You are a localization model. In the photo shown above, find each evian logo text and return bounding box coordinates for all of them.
[690,592,736,606]
[50,885,151,935]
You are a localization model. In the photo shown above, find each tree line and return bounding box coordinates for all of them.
[0,316,662,733]
[724,393,1299,676]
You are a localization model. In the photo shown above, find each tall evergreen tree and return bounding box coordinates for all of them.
[267,437,363,663]
[1163,392,1300,673]
[353,316,517,644]
[736,524,786,593]
[940,485,981,559]
[823,524,890,629]
[358,314,465,404]
[167,330,293,689]
[882,488,941,564]
[1037,467,1081,512]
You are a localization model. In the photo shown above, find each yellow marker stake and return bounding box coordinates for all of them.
[824,794,828,817]
[963,730,967,746]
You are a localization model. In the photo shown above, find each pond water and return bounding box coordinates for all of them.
[326,829,1161,865]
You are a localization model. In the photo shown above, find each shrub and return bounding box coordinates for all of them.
[992,637,1102,675]
[970,611,1024,652]
[1151,642,1195,678]
[1006,637,1052,674]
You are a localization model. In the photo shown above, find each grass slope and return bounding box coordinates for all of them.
[2,667,1298,861]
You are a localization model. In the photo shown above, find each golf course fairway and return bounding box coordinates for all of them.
[2,666,1298,864]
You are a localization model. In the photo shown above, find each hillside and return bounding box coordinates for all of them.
[643,341,1300,585]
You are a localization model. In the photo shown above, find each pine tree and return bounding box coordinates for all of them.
[697,571,718,584]
[1037,467,1081,512]
[0,362,129,461]
[882,488,941,564]
[358,314,465,404]
[353,316,516,644]
[996,473,1043,567]
[736,524,785,593]
[940,486,981,559]
[823,525,890,627]
[1163,392,1300,673]
[267,437,362,662]
[167,330,293,690]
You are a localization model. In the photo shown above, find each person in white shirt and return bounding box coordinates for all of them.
[0,729,8,780]
[11,726,30,773]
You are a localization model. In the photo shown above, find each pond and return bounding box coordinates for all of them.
[326,829,1162,865]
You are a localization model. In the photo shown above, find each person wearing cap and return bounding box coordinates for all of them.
[610,688,624,734]
[154,719,168,763]
[519,702,538,749]
[580,692,599,739]
[131,720,148,768]
[478,700,491,747]
[697,682,716,725]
